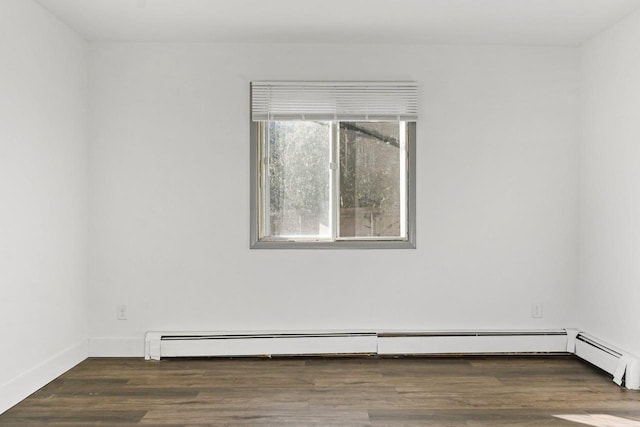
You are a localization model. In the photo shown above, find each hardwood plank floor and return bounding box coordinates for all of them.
[1,356,639,426]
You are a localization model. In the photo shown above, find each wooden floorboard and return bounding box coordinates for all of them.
[1,355,639,426]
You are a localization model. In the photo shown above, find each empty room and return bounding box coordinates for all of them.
[2,0,640,425]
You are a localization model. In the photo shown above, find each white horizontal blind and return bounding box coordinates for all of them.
[251,81,418,121]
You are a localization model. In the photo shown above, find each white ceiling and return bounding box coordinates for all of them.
[36,0,640,45]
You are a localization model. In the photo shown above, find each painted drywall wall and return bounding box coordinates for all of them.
[579,8,640,357]
[0,0,88,413]
[88,43,578,355]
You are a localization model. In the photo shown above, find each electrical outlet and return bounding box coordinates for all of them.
[532,303,543,319]
[117,305,127,320]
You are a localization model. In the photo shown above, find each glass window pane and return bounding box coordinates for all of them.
[266,121,331,238]
[339,122,404,238]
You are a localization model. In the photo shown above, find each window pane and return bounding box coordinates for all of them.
[266,121,331,238]
[339,122,404,238]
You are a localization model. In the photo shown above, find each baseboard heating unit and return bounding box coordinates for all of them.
[569,331,640,390]
[377,330,568,355]
[145,329,567,360]
[145,331,378,360]
[144,329,640,390]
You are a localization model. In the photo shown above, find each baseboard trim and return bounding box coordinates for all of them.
[0,340,88,414]
[89,337,144,357]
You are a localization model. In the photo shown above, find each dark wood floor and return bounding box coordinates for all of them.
[2,356,640,426]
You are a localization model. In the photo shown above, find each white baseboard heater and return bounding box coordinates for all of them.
[145,329,567,360]
[145,331,378,360]
[144,329,640,390]
[569,331,640,390]
[378,330,568,355]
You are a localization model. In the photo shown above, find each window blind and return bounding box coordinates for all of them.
[251,81,418,121]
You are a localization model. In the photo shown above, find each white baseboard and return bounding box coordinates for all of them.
[144,330,569,360]
[378,331,568,355]
[0,340,88,415]
[89,337,144,357]
[570,332,640,390]
[147,332,378,360]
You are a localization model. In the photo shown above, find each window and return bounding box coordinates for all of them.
[250,82,417,249]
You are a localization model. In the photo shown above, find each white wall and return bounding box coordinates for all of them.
[579,8,640,357]
[88,43,578,355]
[0,0,88,413]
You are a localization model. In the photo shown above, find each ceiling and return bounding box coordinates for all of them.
[36,0,640,45]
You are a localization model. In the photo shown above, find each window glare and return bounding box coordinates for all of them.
[266,121,331,238]
[255,120,414,247]
[339,122,403,238]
